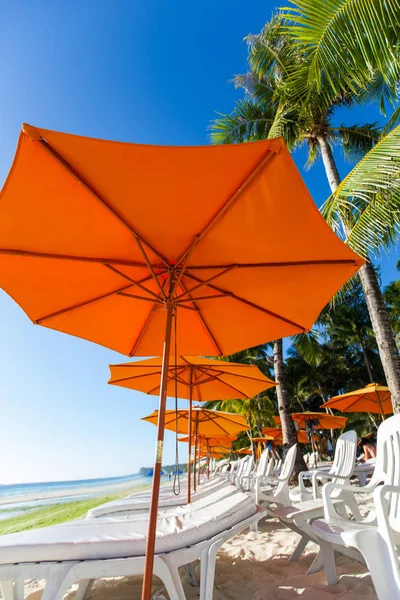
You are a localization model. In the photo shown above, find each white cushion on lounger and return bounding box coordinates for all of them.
[88,480,229,518]
[92,485,239,522]
[0,493,256,565]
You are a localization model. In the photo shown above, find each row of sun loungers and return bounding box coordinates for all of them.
[0,415,399,599]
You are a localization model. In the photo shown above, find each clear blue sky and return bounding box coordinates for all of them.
[0,1,398,484]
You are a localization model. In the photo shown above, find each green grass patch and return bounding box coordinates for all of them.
[0,494,122,535]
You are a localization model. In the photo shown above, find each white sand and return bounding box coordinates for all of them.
[22,517,376,600]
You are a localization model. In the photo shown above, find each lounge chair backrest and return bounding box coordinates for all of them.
[231,457,246,483]
[367,413,400,491]
[241,456,254,478]
[279,444,297,482]
[255,449,270,477]
[325,430,357,498]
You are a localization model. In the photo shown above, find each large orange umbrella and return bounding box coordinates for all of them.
[321,383,392,417]
[0,125,364,599]
[109,355,274,501]
[275,412,347,430]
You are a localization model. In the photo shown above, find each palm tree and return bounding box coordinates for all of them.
[211,12,400,412]
[321,125,400,409]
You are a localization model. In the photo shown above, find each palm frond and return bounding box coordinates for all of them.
[382,104,400,137]
[329,123,381,163]
[281,0,400,103]
[209,100,278,145]
[322,124,400,257]
[291,330,323,366]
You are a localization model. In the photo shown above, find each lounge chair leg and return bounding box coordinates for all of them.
[156,557,186,600]
[14,579,24,600]
[288,535,309,562]
[319,540,337,585]
[199,548,209,597]
[183,562,198,587]
[344,497,362,521]
[201,539,222,600]
[307,550,324,575]
[74,579,94,600]
[0,580,15,600]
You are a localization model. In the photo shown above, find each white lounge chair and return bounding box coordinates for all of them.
[88,477,230,518]
[312,414,400,598]
[0,491,264,600]
[267,431,359,572]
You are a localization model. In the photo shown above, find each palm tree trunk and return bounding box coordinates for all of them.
[359,335,375,383]
[317,134,400,413]
[274,339,307,480]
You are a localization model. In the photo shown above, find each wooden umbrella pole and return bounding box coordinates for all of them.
[208,441,210,479]
[187,378,193,504]
[142,302,174,600]
[193,418,198,492]
[198,433,201,486]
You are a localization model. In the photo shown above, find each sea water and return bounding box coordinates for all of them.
[0,473,152,516]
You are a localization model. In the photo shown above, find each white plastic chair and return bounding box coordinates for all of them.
[295,430,358,502]
[312,414,400,598]
[233,456,254,487]
[268,430,359,572]
[254,444,298,506]
[241,449,270,492]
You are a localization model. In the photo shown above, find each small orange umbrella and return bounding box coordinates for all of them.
[179,434,237,447]
[275,412,347,430]
[236,447,253,455]
[321,383,392,417]
[258,430,311,444]
[143,408,251,437]
[0,125,363,599]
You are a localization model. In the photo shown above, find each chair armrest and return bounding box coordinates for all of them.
[322,479,376,520]
[311,470,349,498]
[298,470,311,494]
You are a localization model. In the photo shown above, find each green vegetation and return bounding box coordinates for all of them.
[0,496,118,535]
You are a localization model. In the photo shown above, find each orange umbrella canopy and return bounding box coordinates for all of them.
[142,408,251,437]
[257,430,311,444]
[236,448,253,455]
[275,412,347,430]
[108,356,276,400]
[0,125,364,356]
[179,434,236,447]
[321,383,392,416]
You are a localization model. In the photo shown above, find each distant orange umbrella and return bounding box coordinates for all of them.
[179,434,237,447]
[145,408,249,483]
[258,430,311,444]
[275,412,347,430]
[0,125,363,599]
[322,383,392,417]
[143,408,251,437]
[236,447,253,455]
